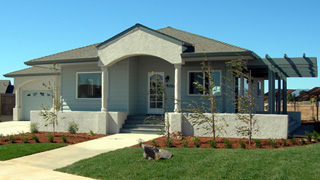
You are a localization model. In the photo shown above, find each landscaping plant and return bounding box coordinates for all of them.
[164,137,173,147]
[182,138,188,148]
[224,139,232,149]
[269,139,277,148]
[150,139,158,147]
[68,121,79,134]
[289,135,297,145]
[239,141,246,149]
[9,135,15,143]
[60,135,67,143]
[32,134,39,143]
[312,130,320,141]
[208,140,216,148]
[48,133,54,143]
[30,122,39,133]
[88,130,94,136]
[191,136,201,148]
[137,138,145,147]
[22,136,29,143]
[305,131,312,142]
[254,139,262,148]
[281,138,287,147]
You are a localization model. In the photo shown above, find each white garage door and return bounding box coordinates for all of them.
[22,90,53,121]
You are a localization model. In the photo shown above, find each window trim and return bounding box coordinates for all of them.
[187,70,222,96]
[76,71,102,100]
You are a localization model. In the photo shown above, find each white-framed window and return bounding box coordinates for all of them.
[188,71,221,96]
[76,72,102,99]
[257,80,262,97]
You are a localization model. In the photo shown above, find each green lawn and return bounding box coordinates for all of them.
[0,143,66,161]
[57,143,320,180]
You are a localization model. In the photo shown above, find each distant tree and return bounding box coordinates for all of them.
[299,90,307,96]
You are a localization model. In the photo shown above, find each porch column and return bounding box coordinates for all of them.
[174,64,182,112]
[15,88,20,108]
[282,77,287,114]
[101,66,109,112]
[268,67,275,114]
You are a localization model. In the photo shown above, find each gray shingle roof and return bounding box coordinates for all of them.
[4,67,60,77]
[0,80,11,94]
[24,25,250,66]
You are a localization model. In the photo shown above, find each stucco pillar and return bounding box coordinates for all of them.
[15,88,20,108]
[174,64,182,112]
[101,67,109,112]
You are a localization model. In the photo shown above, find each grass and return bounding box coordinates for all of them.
[0,143,66,161]
[57,143,320,180]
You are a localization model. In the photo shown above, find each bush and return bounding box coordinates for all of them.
[137,138,145,147]
[150,139,158,147]
[311,115,316,121]
[289,135,297,145]
[301,139,306,144]
[164,137,173,147]
[208,140,216,148]
[281,139,287,147]
[254,139,262,148]
[269,139,277,148]
[182,138,188,148]
[223,139,232,149]
[68,121,79,134]
[88,130,94,136]
[32,134,39,143]
[239,141,246,149]
[191,136,201,148]
[48,133,54,143]
[305,131,312,142]
[60,135,67,143]
[30,122,39,133]
[312,130,320,141]
[22,136,29,143]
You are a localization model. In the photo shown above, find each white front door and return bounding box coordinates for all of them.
[147,72,164,114]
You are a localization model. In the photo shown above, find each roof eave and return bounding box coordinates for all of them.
[25,57,99,66]
[4,73,60,78]
[181,51,260,60]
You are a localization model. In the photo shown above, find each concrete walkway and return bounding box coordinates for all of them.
[0,133,159,180]
[0,121,30,135]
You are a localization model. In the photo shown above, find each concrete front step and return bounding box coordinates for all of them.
[120,115,164,134]
[120,128,163,134]
[122,124,164,129]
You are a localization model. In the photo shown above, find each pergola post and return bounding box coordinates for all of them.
[277,74,281,114]
[282,78,287,114]
[268,67,275,114]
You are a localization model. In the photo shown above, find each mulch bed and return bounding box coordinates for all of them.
[0,132,109,145]
[132,136,319,149]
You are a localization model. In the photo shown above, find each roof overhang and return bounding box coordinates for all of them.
[24,57,98,66]
[181,51,260,62]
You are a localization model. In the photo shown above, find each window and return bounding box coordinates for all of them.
[257,81,262,96]
[77,72,102,99]
[188,71,221,95]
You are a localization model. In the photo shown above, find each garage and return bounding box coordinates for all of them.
[22,90,53,121]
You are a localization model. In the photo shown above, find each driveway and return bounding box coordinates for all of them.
[0,121,30,135]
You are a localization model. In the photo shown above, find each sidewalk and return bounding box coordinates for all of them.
[0,133,159,179]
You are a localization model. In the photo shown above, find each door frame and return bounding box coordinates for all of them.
[147,72,164,114]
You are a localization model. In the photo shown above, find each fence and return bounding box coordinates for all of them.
[0,93,15,115]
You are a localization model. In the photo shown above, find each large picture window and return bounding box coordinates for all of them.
[188,71,221,96]
[77,72,102,99]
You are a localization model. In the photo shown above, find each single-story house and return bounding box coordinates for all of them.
[4,24,318,138]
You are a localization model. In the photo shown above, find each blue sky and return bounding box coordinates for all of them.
[1,0,319,92]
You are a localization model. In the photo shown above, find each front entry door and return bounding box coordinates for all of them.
[148,72,164,114]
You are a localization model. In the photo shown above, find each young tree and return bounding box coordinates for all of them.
[39,64,62,136]
[226,59,258,144]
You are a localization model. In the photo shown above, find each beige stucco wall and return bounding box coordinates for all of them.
[98,29,184,66]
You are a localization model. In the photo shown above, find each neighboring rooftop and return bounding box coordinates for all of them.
[0,80,14,94]
[4,67,60,77]
[297,87,320,99]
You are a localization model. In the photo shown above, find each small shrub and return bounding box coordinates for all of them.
[0,133,4,140]
[30,122,39,133]
[9,135,15,143]
[88,130,94,136]
[305,131,312,142]
[18,131,26,136]
[60,135,67,143]
[22,136,29,143]
[32,134,39,143]
[269,139,277,148]
[208,140,216,148]
[290,135,297,145]
[137,138,145,147]
[311,115,316,121]
[239,141,246,149]
[164,137,173,147]
[68,121,79,134]
[224,139,232,149]
[301,139,306,144]
[312,130,320,141]
[150,139,158,147]
[47,133,54,143]
[182,138,188,148]
[254,139,262,148]
[191,136,201,148]
[281,138,287,146]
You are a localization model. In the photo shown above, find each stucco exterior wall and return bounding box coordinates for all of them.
[98,29,183,66]
[168,113,289,139]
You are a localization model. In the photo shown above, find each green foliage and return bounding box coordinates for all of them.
[150,139,158,147]
[88,130,94,136]
[223,139,232,149]
[301,139,306,144]
[310,98,317,104]
[312,131,320,141]
[239,141,246,149]
[32,134,39,143]
[137,138,145,147]
[47,133,54,143]
[9,135,15,143]
[22,136,29,143]
[254,139,262,148]
[60,135,67,143]
[305,131,312,142]
[191,136,201,148]
[68,121,79,134]
[164,137,173,148]
[281,139,287,147]
[208,140,216,148]
[18,131,27,136]
[311,115,316,121]
[30,122,39,133]
[182,138,188,148]
[269,139,277,148]
[290,135,297,145]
